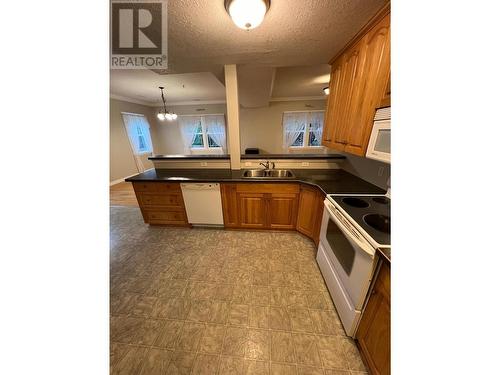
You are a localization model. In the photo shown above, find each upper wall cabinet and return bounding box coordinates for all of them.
[322,5,390,156]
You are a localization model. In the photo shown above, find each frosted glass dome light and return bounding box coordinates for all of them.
[226,0,270,30]
[157,113,165,120]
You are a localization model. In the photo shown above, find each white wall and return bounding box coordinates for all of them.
[110,99,157,182]
[341,152,391,189]
[239,100,329,154]
[152,158,341,170]
[151,100,334,156]
[153,103,228,155]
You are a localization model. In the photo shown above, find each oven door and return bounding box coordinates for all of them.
[366,119,391,163]
[319,199,376,309]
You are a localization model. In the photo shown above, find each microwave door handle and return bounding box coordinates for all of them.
[324,203,375,257]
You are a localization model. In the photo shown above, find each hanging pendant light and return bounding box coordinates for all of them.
[225,0,270,30]
[157,86,177,121]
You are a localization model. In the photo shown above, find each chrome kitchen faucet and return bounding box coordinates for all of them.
[259,160,275,169]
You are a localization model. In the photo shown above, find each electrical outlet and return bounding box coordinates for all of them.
[200,162,208,167]
[301,162,309,167]
[378,166,385,177]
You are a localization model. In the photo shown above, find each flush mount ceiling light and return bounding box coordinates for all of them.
[225,0,270,30]
[323,86,330,95]
[156,86,177,121]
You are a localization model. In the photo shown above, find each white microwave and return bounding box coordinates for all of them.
[366,107,391,163]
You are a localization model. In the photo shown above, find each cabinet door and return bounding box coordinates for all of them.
[322,61,345,150]
[346,14,391,156]
[237,193,267,229]
[137,193,183,207]
[221,184,239,227]
[268,193,298,230]
[335,43,365,145]
[312,191,325,246]
[379,73,391,108]
[356,262,391,375]
[144,209,188,225]
[322,41,365,151]
[296,186,319,237]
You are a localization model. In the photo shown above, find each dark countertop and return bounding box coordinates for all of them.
[148,153,346,161]
[125,168,385,195]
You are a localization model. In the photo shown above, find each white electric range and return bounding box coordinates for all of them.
[316,193,390,337]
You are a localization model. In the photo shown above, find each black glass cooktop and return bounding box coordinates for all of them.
[329,195,391,246]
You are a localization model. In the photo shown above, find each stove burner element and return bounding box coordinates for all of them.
[372,197,389,205]
[363,214,390,234]
[342,197,369,208]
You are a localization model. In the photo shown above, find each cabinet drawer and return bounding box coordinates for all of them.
[236,183,299,194]
[133,182,159,192]
[145,210,187,224]
[138,193,183,207]
[156,183,182,193]
[133,182,181,193]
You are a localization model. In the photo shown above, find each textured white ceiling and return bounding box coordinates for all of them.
[110,70,226,105]
[110,0,388,106]
[110,65,331,106]
[271,65,332,98]
[162,0,387,76]
[237,65,276,108]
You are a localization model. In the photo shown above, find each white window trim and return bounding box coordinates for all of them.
[120,112,154,154]
[136,150,152,155]
[283,110,325,150]
[187,114,226,152]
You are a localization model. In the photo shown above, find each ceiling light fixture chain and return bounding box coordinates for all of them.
[157,86,177,121]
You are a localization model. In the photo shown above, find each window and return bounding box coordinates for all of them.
[282,111,325,149]
[179,114,227,154]
[121,113,153,154]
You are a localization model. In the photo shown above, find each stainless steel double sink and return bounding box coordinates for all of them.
[242,169,295,179]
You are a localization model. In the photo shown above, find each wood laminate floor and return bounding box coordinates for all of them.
[110,206,368,375]
[110,182,138,207]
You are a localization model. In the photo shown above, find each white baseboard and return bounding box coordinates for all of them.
[110,168,153,186]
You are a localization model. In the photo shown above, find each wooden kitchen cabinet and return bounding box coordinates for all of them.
[345,14,391,156]
[356,260,391,375]
[221,183,300,230]
[132,182,189,226]
[238,192,268,229]
[322,4,390,157]
[379,74,391,108]
[221,183,239,228]
[296,185,324,243]
[323,60,345,149]
[323,41,365,150]
[268,193,298,230]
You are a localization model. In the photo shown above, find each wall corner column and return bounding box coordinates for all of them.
[224,64,241,170]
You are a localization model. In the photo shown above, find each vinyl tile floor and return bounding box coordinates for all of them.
[110,206,367,375]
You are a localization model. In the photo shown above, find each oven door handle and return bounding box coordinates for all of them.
[324,202,375,257]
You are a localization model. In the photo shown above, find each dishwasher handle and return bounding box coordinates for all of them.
[180,183,220,190]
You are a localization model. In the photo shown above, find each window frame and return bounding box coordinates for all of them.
[283,110,325,150]
[135,124,150,153]
[185,114,225,153]
[121,112,153,155]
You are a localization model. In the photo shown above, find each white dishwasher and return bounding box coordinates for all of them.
[180,183,224,226]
